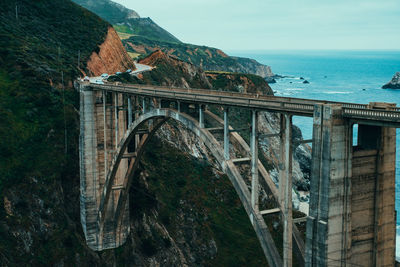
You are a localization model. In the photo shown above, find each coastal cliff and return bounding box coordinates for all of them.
[124,36,275,79]
[382,72,400,89]
[86,27,136,76]
[72,0,275,79]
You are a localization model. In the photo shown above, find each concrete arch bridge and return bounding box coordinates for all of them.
[78,82,400,267]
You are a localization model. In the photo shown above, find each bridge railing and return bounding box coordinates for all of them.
[86,83,400,125]
[343,107,400,121]
[92,83,317,115]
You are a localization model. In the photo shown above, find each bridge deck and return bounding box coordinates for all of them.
[87,83,400,128]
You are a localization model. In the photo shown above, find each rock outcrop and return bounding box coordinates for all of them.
[206,71,273,95]
[86,27,136,76]
[123,36,275,79]
[382,72,400,89]
[233,57,274,78]
[136,50,212,89]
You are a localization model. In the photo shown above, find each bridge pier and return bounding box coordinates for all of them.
[128,95,132,126]
[279,114,293,267]
[251,110,259,219]
[224,107,230,160]
[305,104,396,266]
[80,86,130,250]
[199,104,205,128]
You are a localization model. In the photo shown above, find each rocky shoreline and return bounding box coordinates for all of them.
[382,72,400,89]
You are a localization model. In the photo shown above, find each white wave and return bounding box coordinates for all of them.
[324,91,352,95]
[284,88,304,91]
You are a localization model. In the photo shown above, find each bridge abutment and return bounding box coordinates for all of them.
[305,104,396,266]
[80,87,130,250]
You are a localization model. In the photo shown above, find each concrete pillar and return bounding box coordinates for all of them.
[250,110,259,213]
[177,101,181,112]
[103,91,107,175]
[374,126,396,267]
[142,97,146,113]
[305,104,352,267]
[351,124,396,266]
[224,107,230,160]
[134,96,140,149]
[79,86,99,248]
[279,114,293,267]
[128,96,132,126]
[114,93,118,148]
[199,104,205,128]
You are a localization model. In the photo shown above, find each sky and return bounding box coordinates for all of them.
[113,0,400,51]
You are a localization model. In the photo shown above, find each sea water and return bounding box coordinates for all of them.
[230,50,400,257]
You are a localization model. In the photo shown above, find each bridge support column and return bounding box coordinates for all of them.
[251,110,259,219]
[142,97,146,113]
[199,104,205,128]
[80,86,131,251]
[350,123,396,266]
[103,91,108,175]
[224,107,230,160]
[135,96,140,149]
[114,93,119,148]
[128,96,132,126]
[305,104,352,266]
[279,114,293,267]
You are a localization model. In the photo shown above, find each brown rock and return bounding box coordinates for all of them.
[87,27,136,76]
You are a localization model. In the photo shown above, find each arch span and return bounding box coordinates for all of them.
[100,108,282,267]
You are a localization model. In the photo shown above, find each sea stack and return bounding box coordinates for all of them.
[382,72,400,89]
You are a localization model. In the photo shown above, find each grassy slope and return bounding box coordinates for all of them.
[72,0,181,43]
[72,0,138,24]
[0,0,108,201]
[114,18,181,43]
[0,0,109,264]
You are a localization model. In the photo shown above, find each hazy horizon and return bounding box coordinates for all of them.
[113,0,400,51]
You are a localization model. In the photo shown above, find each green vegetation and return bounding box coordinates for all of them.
[72,0,139,24]
[0,0,108,199]
[72,0,181,43]
[0,0,109,264]
[116,18,181,43]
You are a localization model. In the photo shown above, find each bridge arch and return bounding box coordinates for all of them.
[98,107,282,267]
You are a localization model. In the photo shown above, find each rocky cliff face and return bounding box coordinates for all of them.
[206,71,273,95]
[382,72,400,89]
[233,57,274,78]
[123,36,275,78]
[86,27,136,76]
[136,50,212,89]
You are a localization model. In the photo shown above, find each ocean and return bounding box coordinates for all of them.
[229,50,400,256]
